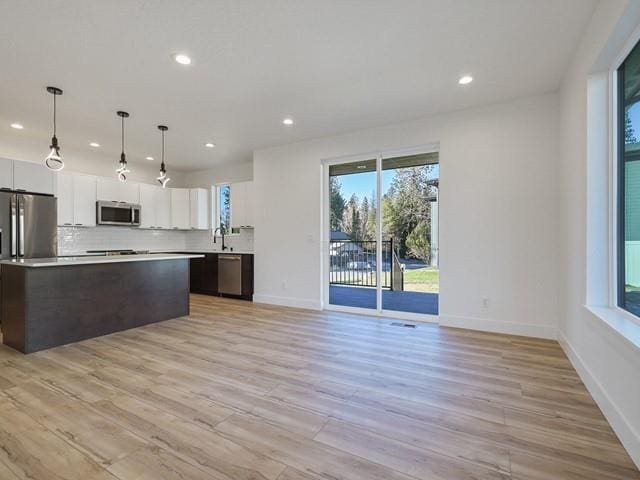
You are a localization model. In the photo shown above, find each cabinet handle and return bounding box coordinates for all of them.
[75,223,83,226]
[63,223,72,226]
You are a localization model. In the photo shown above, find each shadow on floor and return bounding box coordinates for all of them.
[329,285,438,315]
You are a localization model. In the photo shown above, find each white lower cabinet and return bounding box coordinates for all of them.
[170,188,190,230]
[56,172,96,227]
[190,188,209,230]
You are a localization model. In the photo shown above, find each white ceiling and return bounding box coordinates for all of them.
[0,0,596,172]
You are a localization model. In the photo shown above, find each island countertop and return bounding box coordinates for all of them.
[0,253,204,268]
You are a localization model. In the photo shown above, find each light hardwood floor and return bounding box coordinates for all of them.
[0,294,637,480]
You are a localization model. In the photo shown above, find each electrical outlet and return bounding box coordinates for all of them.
[281,280,287,290]
[482,297,490,309]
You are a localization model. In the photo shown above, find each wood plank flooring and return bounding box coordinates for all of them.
[0,294,637,480]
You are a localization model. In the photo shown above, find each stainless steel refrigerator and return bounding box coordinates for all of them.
[0,191,57,260]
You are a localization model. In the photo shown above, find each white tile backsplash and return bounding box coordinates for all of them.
[58,226,187,255]
[185,228,254,253]
[57,226,254,255]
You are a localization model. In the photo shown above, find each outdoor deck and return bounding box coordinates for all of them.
[329,285,439,315]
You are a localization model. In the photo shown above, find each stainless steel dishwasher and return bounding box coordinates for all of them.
[218,254,242,296]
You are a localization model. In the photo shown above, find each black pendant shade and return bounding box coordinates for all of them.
[44,86,64,171]
[157,125,170,188]
[116,111,130,182]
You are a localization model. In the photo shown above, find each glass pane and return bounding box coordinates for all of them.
[381,153,439,315]
[219,185,231,232]
[619,39,640,317]
[328,159,378,309]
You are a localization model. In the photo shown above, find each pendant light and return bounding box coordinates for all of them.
[157,125,170,188]
[116,111,130,182]
[44,86,64,171]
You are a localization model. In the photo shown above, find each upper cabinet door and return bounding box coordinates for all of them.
[156,187,172,229]
[73,175,97,227]
[119,182,140,204]
[190,188,209,230]
[230,181,254,227]
[139,184,158,228]
[96,178,119,202]
[170,188,190,230]
[0,158,13,190]
[244,181,255,227]
[56,171,74,226]
[13,161,54,195]
[97,177,140,203]
[230,182,246,227]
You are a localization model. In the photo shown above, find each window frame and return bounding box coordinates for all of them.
[213,183,240,235]
[612,31,640,325]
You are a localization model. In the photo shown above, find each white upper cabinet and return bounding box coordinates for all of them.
[170,188,190,230]
[56,172,74,226]
[190,188,209,230]
[230,181,255,228]
[96,177,139,203]
[0,158,13,190]
[13,161,55,195]
[156,188,172,229]
[119,182,139,203]
[73,174,97,226]
[55,172,96,227]
[139,184,157,229]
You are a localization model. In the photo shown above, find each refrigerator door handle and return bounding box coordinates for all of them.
[18,198,25,257]
[10,196,17,257]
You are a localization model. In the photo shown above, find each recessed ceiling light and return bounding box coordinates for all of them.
[282,118,294,125]
[10,123,24,129]
[146,156,154,161]
[458,75,473,85]
[89,142,100,147]
[204,142,215,148]
[174,53,192,65]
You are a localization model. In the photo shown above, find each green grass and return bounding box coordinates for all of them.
[403,267,439,293]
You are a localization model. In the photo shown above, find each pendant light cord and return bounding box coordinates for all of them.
[52,93,57,137]
[161,129,165,169]
[121,115,124,154]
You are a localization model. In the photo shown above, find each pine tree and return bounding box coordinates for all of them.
[625,109,637,144]
[329,177,346,231]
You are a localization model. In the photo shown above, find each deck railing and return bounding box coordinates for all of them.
[329,239,403,290]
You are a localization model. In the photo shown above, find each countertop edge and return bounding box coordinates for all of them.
[0,254,205,268]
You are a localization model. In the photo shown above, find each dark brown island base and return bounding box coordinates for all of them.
[0,254,203,353]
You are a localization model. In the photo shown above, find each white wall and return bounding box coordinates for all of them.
[557,0,640,467]
[253,93,560,338]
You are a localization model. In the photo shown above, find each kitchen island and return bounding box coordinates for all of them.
[0,253,203,353]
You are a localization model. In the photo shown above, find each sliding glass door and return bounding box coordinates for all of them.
[328,158,378,310]
[325,148,439,317]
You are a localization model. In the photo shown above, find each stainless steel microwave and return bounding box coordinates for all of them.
[96,201,141,226]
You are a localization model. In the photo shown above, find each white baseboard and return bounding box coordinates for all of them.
[253,293,321,311]
[439,314,557,340]
[558,332,640,469]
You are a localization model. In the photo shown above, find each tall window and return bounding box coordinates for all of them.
[218,184,231,232]
[618,39,640,317]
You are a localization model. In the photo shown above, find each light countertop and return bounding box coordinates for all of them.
[0,253,204,268]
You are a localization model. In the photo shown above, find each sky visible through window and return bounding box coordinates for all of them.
[336,164,440,200]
